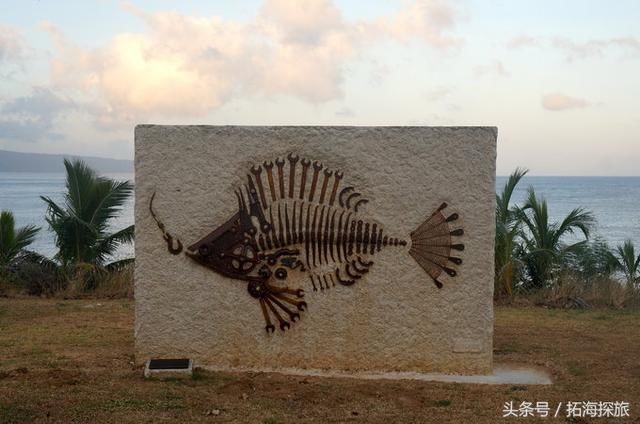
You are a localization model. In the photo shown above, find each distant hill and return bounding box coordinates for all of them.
[0,150,133,173]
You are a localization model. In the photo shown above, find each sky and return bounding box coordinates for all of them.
[0,0,639,176]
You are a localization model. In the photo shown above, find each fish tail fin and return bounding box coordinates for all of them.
[408,202,464,289]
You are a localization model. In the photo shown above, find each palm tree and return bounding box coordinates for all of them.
[516,188,595,288]
[0,210,40,274]
[614,240,640,287]
[494,168,528,297]
[41,159,134,270]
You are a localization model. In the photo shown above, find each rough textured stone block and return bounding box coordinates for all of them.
[135,126,496,374]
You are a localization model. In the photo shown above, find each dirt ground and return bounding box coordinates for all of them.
[0,299,638,423]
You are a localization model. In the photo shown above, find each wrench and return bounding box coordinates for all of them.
[250,164,267,209]
[298,158,311,200]
[308,161,323,202]
[275,157,285,200]
[263,161,276,202]
[287,153,298,199]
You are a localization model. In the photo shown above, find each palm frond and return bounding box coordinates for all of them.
[494,169,529,298]
[0,210,41,267]
[64,159,96,217]
[496,167,528,224]
[89,179,133,230]
[0,210,16,244]
[94,225,135,265]
[16,250,59,270]
[14,224,40,251]
[515,187,596,288]
[555,207,595,243]
[42,159,134,267]
[615,240,640,284]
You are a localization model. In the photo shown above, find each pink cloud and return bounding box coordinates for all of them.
[259,0,345,45]
[366,0,461,47]
[40,0,462,124]
[541,93,590,111]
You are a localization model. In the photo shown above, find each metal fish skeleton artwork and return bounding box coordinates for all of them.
[149,154,464,333]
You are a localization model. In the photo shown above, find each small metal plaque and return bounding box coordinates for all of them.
[144,358,193,378]
[148,358,191,370]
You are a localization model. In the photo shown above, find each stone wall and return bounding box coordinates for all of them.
[135,126,496,374]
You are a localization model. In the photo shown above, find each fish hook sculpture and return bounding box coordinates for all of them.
[149,155,464,333]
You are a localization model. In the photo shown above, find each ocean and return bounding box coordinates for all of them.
[0,173,638,260]
[497,176,640,249]
[0,172,135,261]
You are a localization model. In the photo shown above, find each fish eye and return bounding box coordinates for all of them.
[274,268,287,280]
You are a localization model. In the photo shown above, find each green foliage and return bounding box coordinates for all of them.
[0,210,40,270]
[562,238,619,282]
[0,210,58,295]
[11,259,65,295]
[3,160,134,297]
[41,159,134,268]
[614,240,640,286]
[516,188,595,288]
[493,169,620,297]
[494,168,528,297]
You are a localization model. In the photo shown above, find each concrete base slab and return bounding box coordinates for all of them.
[202,363,552,385]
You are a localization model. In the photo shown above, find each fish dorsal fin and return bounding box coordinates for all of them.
[247,155,369,212]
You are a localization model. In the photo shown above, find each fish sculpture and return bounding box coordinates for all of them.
[149,154,464,333]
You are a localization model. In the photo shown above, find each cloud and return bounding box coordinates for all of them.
[553,37,640,61]
[507,35,538,49]
[0,87,75,141]
[366,0,461,47]
[40,0,461,124]
[505,34,640,61]
[474,60,510,77]
[259,0,345,46]
[41,19,236,117]
[541,93,590,111]
[0,24,24,63]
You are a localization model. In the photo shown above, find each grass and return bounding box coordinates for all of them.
[1,299,639,423]
[502,274,640,310]
[1,265,134,299]
[0,405,37,424]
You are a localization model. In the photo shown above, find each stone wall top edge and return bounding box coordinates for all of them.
[135,124,497,134]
